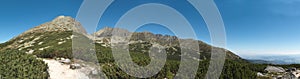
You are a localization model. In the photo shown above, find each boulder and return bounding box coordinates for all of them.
[264,66,285,73]
[26,49,35,54]
[257,72,265,77]
[91,70,99,75]
[70,64,81,69]
[60,58,71,64]
[287,67,297,72]
[282,72,297,79]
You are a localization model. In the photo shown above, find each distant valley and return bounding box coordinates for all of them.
[246,55,300,65]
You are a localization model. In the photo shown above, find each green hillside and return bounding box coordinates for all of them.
[0,50,49,79]
[0,31,266,79]
[1,28,300,79]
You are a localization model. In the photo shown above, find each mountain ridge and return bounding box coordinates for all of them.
[1,15,241,60]
[93,26,241,60]
[3,16,300,79]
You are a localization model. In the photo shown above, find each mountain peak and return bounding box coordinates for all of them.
[94,27,131,38]
[19,16,86,35]
[56,15,67,18]
[52,15,74,22]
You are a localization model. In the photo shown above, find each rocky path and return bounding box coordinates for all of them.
[43,59,89,79]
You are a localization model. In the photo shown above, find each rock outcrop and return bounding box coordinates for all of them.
[264,66,285,73]
[258,66,300,79]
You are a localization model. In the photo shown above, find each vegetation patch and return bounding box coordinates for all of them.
[0,50,49,79]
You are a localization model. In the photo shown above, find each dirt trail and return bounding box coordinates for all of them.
[43,59,89,79]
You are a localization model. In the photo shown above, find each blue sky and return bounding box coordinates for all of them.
[0,0,82,43]
[0,0,300,57]
[215,0,300,56]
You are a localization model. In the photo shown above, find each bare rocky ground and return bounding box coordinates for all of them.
[258,66,300,79]
[43,59,103,79]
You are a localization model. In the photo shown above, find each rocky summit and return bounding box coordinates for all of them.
[1,16,87,50]
[19,15,86,36]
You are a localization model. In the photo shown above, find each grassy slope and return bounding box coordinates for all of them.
[2,31,300,78]
[1,31,258,79]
